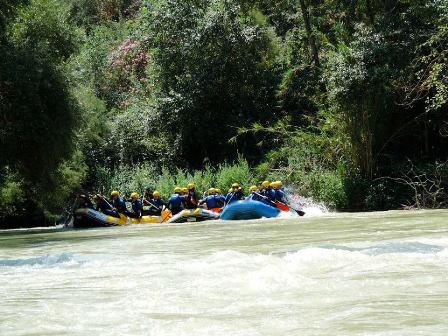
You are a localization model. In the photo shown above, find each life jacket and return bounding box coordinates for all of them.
[225,190,244,205]
[215,195,226,207]
[111,197,126,213]
[261,188,276,202]
[131,199,143,213]
[168,194,183,212]
[205,195,218,209]
[275,189,288,204]
[151,198,165,208]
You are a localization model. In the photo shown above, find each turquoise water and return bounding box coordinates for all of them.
[1,210,448,335]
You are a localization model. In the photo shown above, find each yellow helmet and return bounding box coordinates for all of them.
[231,183,239,188]
[215,188,221,194]
[275,181,283,188]
[261,180,270,188]
[153,191,161,198]
[187,183,195,190]
[111,190,119,197]
[228,188,233,193]
[182,187,188,193]
[130,192,139,199]
[249,185,258,192]
[174,187,182,193]
[269,182,276,188]
[208,188,215,195]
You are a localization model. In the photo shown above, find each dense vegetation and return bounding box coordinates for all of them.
[1,0,447,227]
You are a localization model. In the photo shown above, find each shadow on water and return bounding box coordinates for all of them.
[0,252,85,267]
[273,242,444,257]
[0,225,137,249]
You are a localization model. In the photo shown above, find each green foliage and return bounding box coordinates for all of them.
[146,0,282,166]
[0,169,25,218]
[8,0,79,62]
[92,158,255,201]
[215,158,255,192]
[0,0,81,226]
[3,0,448,228]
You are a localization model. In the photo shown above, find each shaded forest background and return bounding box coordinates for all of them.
[1,0,447,227]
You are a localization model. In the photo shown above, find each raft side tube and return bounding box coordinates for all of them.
[220,200,280,221]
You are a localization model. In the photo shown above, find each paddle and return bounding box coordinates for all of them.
[253,191,305,216]
[276,200,305,216]
[97,194,114,210]
[142,198,162,211]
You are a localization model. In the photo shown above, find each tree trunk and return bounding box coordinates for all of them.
[298,0,319,67]
[366,0,375,25]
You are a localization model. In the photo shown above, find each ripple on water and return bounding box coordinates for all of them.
[0,252,85,268]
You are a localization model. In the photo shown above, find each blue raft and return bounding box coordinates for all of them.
[220,200,280,220]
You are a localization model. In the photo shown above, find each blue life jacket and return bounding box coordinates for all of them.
[205,195,218,208]
[215,195,226,207]
[111,197,126,213]
[151,198,165,208]
[131,199,143,213]
[261,188,276,202]
[247,192,274,206]
[275,189,288,204]
[168,194,183,211]
[225,191,244,204]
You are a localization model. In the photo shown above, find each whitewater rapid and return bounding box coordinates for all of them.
[1,210,448,335]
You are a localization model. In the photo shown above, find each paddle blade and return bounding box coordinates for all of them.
[275,201,289,212]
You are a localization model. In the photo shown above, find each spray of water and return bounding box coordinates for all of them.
[285,189,330,217]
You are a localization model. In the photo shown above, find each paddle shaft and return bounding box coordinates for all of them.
[254,191,305,216]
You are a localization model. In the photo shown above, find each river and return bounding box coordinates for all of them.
[1,210,448,335]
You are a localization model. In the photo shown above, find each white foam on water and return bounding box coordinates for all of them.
[1,210,448,336]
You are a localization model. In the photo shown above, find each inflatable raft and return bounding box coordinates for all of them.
[167,208,220,223]
[220,200,280,220]
[72,208,171,228]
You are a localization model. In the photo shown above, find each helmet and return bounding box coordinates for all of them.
[215,188,221,194]
[275,181,283,188]
[269,182,276,188]
[261,181,270,188]
[249,185,257,192]
[153,191,161,198]
[228,188,233,193]
[130,192,139,199]
[231,183,239,188]
[174,187,182,193]
[208,188,215,195]
[187,183,195,190]
[182,187,188,193]
[111,190,119,197]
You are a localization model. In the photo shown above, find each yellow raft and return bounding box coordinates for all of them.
[73,208,172,228]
